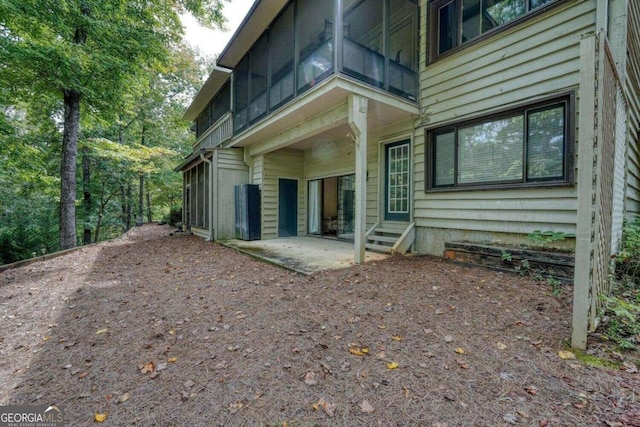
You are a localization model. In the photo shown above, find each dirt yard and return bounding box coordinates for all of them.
[0,225,638,426]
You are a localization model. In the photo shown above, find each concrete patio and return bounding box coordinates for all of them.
[222,236,389,274]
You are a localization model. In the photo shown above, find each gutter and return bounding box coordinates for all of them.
[199,149,214,242]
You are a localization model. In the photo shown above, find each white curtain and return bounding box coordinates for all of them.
[308,180,321,234]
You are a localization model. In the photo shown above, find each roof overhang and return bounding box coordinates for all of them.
[173,148,213,172]
[182,66,232,121]
[217,0,289,69]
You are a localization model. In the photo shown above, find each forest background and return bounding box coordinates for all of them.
[0,0,232,265]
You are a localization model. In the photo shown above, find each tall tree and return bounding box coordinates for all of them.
[0,0,227,249]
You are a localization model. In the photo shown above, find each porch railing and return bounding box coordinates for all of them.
[193,112,233,152]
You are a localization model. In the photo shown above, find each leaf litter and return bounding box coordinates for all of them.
[0,224,638,426]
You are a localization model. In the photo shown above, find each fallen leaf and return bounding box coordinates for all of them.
[360,399,374,414]
[169,328,176,335]
[78,372,88,379]
[315,398,336,417]
[184,380,195,388]
[496,342,508,350]
[454,348,465,354]
[168,357,178,363]
[456,358,469,369]
[524,385,537,395]
[444,335,454,343]
[386,361,399,370]
[117,393,130,404]
[229,402,244,414]
[96,328,108,335]
[377,325,386,330]
[140,361,155,374]
[94,413,107,422]
[304,372,318,385]
[391,335,403,341]
[349,346,369,356]
[558,350,576,360]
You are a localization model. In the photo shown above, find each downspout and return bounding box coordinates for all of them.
[199,150,214,241]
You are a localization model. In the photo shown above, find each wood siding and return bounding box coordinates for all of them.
[626,0,640,218]
[261,149,305,239]
[212,148,249,240]
[413,0,595,253]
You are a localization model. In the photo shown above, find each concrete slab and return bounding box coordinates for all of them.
[222,237,388,274]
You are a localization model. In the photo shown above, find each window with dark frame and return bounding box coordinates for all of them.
[426,95,573,191]
[429,0,561,60]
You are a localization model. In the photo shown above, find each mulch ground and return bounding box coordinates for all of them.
[0,224,638,426]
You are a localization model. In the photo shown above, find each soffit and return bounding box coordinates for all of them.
[182,66,232,121]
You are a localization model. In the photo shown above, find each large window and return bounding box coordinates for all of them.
[429,0,561,60]
[426,95,573,190]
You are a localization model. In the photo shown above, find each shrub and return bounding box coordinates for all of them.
[164,206,182,227]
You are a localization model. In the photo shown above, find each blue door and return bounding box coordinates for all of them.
[278,178,298,237]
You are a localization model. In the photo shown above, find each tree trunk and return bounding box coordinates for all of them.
[120,185,127,233]
[59,89,81,249]
[94,213,102,243]
[137,174,144,226]
[146,191,152,223]
[82,146,92,245]
[126,183,132,230]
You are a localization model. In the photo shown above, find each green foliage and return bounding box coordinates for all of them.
[164,206,183,227]
[501,250,512,263]
[600,294,640,350]
[615,219,640,283]
[599,219,640,351]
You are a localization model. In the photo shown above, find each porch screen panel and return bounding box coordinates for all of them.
[197,163,205,227]
[458,116,523,184]
[249,35,268,122]
[389,0,419,99]
[234,56,249,132]
[203,161,209,228]
[189,169,197,227]
[297,0,334,93]
[269,4,294,110]
[343,0,384,88]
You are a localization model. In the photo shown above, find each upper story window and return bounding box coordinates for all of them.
[429,0,560,61]
[426,94,574,191]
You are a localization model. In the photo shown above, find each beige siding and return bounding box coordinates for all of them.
[412,0,595,254]
[213,148,249,240]
[626,0,640,218]
[261,149,305,239]
[304,140,355,179]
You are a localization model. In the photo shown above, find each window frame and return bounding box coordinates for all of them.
[427,0,566,63]
[425,92,575,192]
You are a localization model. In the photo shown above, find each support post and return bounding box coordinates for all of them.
[348,94,369,265]
[572,34,599,350]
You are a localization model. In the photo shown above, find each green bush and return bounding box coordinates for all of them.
[600,219,640,350]
[164,206,182,227]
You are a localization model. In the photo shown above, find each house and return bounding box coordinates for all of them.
[176,0,640,348]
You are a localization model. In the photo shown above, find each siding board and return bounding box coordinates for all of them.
[414,0,593,250]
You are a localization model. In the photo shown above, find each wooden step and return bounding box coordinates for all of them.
[365,243,393,254]
[374,227,403,235]
[366,235,398,244]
